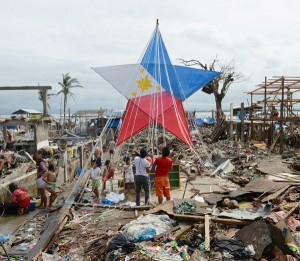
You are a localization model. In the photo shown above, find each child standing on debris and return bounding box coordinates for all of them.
[43,163,58,209]
[101,160,114,194]
[94,146,102,168]
[34,153,48,209]
[124,156,134,182]
[89,160,101,202]
[153,146,173,204]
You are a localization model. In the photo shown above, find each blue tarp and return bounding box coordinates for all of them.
[0,125,17,129]
[195,118,216,125]
[107,118,121,128]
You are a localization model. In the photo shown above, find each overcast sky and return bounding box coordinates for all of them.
[1,0,299,116]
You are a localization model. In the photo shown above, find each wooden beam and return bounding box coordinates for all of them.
[0,86,52,90]
[172,214,252,226]
[205,215,210,251]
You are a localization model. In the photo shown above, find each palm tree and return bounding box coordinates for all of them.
[38,89,55,110]
[57,73,83,131]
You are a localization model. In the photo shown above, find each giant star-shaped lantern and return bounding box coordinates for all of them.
[92,22,221,147]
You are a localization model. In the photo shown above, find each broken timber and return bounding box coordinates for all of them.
[26,172,90,260]
[211,116,227,142]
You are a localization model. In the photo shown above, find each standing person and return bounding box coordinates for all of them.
[33,153,48,209]
[43,163,58,209]
[108,139,116,160]
[153,146,173,204]
[101,160,114,194]
[134,148,151,206]
[124,156,134,182]
[0,183,30,215]
[89,160,101,201]
[94,146,102,168]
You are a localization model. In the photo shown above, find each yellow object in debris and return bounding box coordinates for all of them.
[239,202,253,208]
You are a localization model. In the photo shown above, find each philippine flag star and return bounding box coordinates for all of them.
[92,22,221,147]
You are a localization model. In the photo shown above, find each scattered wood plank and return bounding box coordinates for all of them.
[173,214,252,226]
[205,215,210,252]
[283,202,300,220]
[74,202,152,211]
[153,225,181,241]
[174,223,193,240]
[261,185,290,202]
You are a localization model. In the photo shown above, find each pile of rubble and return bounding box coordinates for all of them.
[4,127,300,260]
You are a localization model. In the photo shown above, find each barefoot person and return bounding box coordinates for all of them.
[33,153,48,209]
[101,160,114,194]
[43,163,58,209]
[153,146,173,204]
[89,160,101,201]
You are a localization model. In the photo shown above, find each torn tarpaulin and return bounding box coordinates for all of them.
[107,232,135,253]
[212,203,271,220]
[211,238,250,261]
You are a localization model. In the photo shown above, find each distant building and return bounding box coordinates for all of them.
[11,109,42,119]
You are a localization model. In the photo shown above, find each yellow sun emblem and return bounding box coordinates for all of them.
[131,91,137,97]
[136,75,153,92]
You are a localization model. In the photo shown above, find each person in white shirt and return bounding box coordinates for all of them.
[124,156,134,182]
[89,160,101,201]
[134,148,151,206]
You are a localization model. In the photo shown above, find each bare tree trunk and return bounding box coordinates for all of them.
[215,98,224,123]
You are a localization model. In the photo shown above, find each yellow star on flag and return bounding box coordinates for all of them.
[131,91,137,97]
[156,85,162,91]
[140,68,145,74]
[136,75,153,92]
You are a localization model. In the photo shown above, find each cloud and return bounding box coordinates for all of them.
[1,0,300,115]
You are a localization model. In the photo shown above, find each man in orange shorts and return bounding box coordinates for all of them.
[153,146,173,204]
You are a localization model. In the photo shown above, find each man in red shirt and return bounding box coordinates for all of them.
[153,146,173,204]
[0,183,30,215]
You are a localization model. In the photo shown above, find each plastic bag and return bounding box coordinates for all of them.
[107,232,135,253]
[105,192,125,203]
[101,198,115,205]
[0,234,10,244]
[135,228,156,242]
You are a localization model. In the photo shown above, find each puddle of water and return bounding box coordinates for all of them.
[0,209,44,235]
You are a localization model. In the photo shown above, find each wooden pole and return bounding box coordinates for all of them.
[68,108,71,132]
[2,124,7,150]
[280,77,284,154]
[250,94,253,139]
[42,89,48,117]
[241,102,245,142]
[229,103,233,139]
[264,76,267,139]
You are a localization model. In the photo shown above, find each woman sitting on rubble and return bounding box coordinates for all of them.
[0,183,30,215]
[33,153,48,209]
